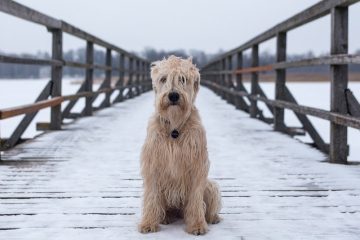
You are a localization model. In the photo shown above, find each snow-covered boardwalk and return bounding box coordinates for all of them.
[1,88,360,240]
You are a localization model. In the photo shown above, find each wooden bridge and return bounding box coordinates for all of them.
[0,0,360,239]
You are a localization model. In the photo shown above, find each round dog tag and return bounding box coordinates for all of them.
[171,130,179,139]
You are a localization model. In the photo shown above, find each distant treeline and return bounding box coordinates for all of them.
[0,48,359,79]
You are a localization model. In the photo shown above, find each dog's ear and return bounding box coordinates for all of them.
[150,61,160,93]
[191,66,200,95]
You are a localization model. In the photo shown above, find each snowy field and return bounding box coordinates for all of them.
[0,78,359,161]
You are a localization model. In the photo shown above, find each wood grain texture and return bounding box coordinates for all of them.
[1,89,360,239]
[330,6,349,164]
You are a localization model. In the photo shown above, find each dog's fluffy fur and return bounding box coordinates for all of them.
[139,55,221,235]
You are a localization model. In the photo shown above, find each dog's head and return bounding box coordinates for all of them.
[151,55,200,126]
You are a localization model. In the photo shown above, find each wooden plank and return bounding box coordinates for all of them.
[345,89,360,117]
[113,53,126,103]
[202,80,360,130]
[128,58,134,99]
[274,32,287,132]
[36,122,51,131]
[227,55,235,104]
[0,54,62,66]
[284,87,329,153]
[330,6,349,164]
[234,52,250,112]
[61,82,86,119]
[0,0,61,29]
[0,97,62,120]
[273,54,360,69]
[234,65,273,74]
[50,29,63,130]
[256,83,274,115]
[2,88,360,239]
[250,45,259,118]
[204,53,360,75]
[134,60,141,96]
[3,82,52,148]
[84,41,94,116]
[204,0,360,67]
[102,48,112,108]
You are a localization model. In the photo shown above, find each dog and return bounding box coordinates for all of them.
[138,55,221,235]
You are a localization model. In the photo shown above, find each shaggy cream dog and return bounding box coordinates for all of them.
[139,56,221,235]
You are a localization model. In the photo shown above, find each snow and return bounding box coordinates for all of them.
[1,87,360,240]
[1,79,359,160]
[0,78,103,138]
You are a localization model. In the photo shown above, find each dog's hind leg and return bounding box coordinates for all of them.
[204,180,222,224]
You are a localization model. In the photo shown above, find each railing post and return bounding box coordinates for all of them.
[142,61,146,92]
[274,32,287,131]
[250,45,259,118]
[135,59,140,95]
[115,53,125,102]
[227,55,234,104]
[234,51,248,111]
[84,41,94,116]
[128,57,134,98]
[221,58,226,100]
[50,29,63,130]
[104,48,112,107]
[330,6,349,164]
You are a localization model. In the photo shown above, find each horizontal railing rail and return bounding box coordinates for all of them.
[0,0,152,150]
[201,0,360,164]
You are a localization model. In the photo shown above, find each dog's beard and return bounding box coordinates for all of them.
[157,94,191,130]
[167,106,187,130]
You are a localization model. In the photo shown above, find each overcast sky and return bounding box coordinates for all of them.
[0,0,359,55]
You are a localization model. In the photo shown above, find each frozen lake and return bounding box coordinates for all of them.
[0,78,359,161]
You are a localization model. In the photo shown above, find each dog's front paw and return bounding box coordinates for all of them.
[207,214,221,224]
[138,222,159,234]
[186,222,208,236]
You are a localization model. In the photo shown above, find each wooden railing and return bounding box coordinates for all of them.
[0,0,152,150]
[201,0,360,164]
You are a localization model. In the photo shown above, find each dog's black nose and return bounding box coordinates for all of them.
[168,92,180,103]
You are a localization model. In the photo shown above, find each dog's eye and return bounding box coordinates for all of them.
[179,76,186,85]
[160,77,167,84]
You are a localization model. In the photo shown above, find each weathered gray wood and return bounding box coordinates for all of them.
[227,55,236,104]
[345,89,360,117]
[84,41,94,116]
[234,52,249,112]
[0,54,62,66]
[102,48,112,108]
[135,60,141,95]
[61,82,86,119]
[284,87,329,153]
[204,0,360,67]
[330,6,349,164]
[273,54,360,69]
[274,32,287,132]
[2,89,360,239]
[128,58,134,99]
[202,80,360,130]
[250,45,259,118]
[5,81,52,148]
[50,29,63,130]
[113,53,126,103]
[0,0,61,29]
